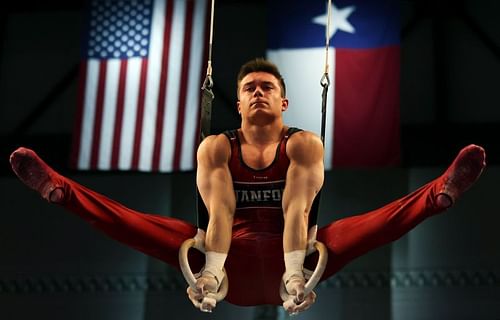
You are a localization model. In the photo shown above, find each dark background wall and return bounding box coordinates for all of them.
[1,1,499,319]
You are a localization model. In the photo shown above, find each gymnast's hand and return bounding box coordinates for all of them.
[186,272,219,312]
[283,275,317,315]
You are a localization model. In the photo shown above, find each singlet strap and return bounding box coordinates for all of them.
[223,129,238,141]
[284,127,303,138]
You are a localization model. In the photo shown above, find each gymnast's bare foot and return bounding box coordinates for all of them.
[10,147,64,203]
[436,144,486,208]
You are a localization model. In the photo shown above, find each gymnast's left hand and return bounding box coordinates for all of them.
[186,273,219,312]
[283,290,317,315]
[283,276,317,315]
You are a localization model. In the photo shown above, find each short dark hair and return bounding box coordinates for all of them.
[237,58,286,98]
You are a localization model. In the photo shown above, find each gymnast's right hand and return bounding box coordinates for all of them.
[186,272,219,312]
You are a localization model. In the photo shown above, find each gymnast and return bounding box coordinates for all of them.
[10,58,486,315]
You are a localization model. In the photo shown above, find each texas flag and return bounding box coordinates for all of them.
[267,0,400,169]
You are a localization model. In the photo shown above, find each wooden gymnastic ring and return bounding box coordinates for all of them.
[179,237,228,302]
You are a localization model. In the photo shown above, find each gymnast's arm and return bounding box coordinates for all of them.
[281,131,324,313]
[283,131,324,255]
[191,134,235,309]
[197,134,235,254]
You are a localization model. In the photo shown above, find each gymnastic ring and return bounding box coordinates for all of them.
[179,238,229,302]
[279,240,328,303]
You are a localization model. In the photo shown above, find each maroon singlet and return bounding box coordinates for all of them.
[224,127,302,238]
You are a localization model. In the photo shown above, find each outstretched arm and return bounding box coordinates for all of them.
[282,131,324,313]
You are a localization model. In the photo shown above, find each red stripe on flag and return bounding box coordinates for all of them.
[90,61,108,169]
[332,47,400,167]
[111,59,128,168]
[173,0,195,170]
[70,62,88,168]
[131,58,149,170]
[152,0,174,171]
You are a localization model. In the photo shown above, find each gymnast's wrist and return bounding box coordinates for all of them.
[203,251,227,284]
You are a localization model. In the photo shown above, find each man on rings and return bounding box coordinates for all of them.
[10,58,486,315]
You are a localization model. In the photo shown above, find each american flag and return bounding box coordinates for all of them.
[71,0,208,172]
[267,0,400,169]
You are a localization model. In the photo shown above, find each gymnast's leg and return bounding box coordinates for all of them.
[313,144,486,278]
[9,147,200,269]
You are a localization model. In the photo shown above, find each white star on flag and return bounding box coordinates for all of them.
[313,2,356,39]
[268,0,401,168]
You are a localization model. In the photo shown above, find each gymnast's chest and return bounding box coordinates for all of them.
[240,143,279,170]
[229,145,289,210]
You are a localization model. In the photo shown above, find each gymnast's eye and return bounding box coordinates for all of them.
[262,84,273,91]
[243,85,255,92]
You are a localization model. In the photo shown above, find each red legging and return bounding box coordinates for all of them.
[53,173,446,306]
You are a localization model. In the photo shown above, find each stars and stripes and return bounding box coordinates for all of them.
[71,0,208,172]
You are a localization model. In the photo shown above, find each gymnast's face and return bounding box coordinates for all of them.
[237,72,288,123]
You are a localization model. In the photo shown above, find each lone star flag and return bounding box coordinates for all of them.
[267,0,400,168]
[71,0,208,172]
